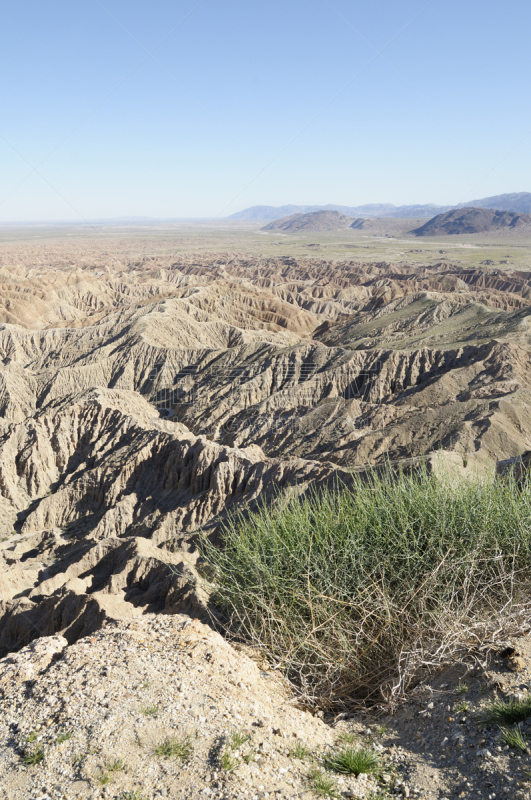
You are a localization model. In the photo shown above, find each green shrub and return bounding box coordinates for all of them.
[202,467,531,704]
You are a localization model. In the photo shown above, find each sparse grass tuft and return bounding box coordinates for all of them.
[290,741,312,759]
[500,726,528,752]
[107,758,127,772]
[481,695,531,726]
[26,730,38,743]
[153,735,193,761]
[228,729,251,750]
[456,682,468,694]
[220,749,239,772]
[307,768,340,798]
[20,746,45,766]
[95,759,127,787]
[202,468,531,703]
[337,731,357,744]
[324,746,382,776]
[56,731,72,744]
[454,700,468,713]
[121,792,147,800]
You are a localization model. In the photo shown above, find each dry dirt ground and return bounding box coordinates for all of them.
[2,615,531,800]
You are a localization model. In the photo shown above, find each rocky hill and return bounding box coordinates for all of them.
[261,209,355,232]
[413,207,531,236]
[2,607,531,799]
[348,217,421,235]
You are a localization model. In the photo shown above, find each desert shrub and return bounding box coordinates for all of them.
[202,466,531,706]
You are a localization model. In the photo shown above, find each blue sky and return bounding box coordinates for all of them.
[1,0,530,220]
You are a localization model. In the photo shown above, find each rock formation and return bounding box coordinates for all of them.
[1,248,531,654]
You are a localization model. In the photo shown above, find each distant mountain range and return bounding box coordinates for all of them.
[230,192,531,221]
[231,203,449,220]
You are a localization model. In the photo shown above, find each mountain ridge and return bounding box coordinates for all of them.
[231,202,450,221]
[230,192,531,221]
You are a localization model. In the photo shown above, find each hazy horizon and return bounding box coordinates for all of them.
[2,190,531,226]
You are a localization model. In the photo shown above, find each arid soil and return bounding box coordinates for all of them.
[2,231,531,798]
[2,615,531,800]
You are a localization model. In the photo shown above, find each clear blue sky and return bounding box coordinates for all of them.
[1,0,530,221]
